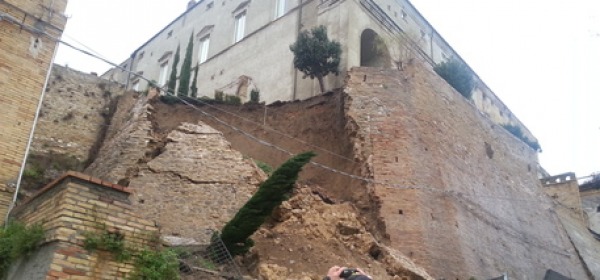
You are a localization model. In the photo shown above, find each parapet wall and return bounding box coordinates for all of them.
[344,64,588,279]
[9,171,158,279]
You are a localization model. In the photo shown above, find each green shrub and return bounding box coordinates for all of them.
[434,58,474,99]
[22,165,43,180]
[214,90,224,102]
[224,94,241,105]
[255,160,273,175]
[249,89,260,103]
[501,124,541,151]
[0,222,45,276]
[83,230,131,262]
[220,152,315,256]
[129,249,179,280]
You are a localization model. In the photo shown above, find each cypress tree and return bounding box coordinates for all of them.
[167,45,180,95]
[219,152,316,256]
[179,34,194,97]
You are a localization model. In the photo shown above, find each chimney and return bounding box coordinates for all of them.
[187,0,197,10]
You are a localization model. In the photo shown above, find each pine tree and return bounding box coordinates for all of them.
[219,152,316,256]
[289,25,341,93]
[178,34,194,97]
[167,45,180,95]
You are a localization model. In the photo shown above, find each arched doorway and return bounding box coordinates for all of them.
[360,29,391,68]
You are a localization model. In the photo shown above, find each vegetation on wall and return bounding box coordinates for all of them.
[290,25,341,94]
[0,222,45,276]
[254,160,273,175]
[83,229,131,262]
[501,124,541,152]
[249,89,260,103]
[219,152,316,256]
[433,58,474,99]
[167,45,181,95]
[179,34,194,97]
[129,249,179,280]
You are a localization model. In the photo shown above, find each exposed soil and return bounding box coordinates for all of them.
[148,93,432,279]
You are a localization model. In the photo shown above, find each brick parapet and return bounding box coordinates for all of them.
[10,172,158,279]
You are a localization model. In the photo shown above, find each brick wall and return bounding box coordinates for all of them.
[9,171,158,279]
[344,65,589,279]
[540,173,585,222]
[0,0,68,219]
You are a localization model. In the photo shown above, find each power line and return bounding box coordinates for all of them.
[3,12,578,256]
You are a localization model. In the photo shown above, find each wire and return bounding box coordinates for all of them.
[3,11,579,257]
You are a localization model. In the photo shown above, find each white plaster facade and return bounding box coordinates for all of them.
[102,0,538,145]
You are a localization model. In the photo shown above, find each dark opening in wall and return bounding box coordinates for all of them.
[360,29,391,68]
[398,209,403,215]
[597,205,600,212]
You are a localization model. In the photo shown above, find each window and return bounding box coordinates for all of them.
[401,10,407,19]
[207,1,214,10]
[275,0,285,18]
[234,11,246,42]
[167,30,173,38]
[198,35,210,63]
[158,62,169,86]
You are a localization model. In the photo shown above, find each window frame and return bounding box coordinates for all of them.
[234,11,247,43]
[198,35,211,64]
[275,0,285,18]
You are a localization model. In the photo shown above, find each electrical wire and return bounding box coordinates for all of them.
[1,11,583,257]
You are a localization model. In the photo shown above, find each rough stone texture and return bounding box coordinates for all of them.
[541,173,586,222]
[10,171,158,279]
[86,95,263,243]
[85,94,154,183]
[581,188,600,234]
[252,186,434,280]
[344,65,589,279]
[32,65,127,161]
[0,0,68,220]
[555,207,600,278]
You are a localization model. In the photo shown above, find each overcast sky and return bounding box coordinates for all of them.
[54,0,600,178]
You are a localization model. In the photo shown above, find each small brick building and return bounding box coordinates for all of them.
[8,171,158,279]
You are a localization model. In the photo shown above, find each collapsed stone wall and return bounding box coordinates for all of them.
[344,65,589,279]
[22,65,127,193]
[32,65,127,162]
[85,94,263,243]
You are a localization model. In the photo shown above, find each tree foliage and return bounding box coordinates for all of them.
[290,25,341,93]
[179,34,194,97]
[167,45,181,95]
[220,152,316,256]
[433,58,474,99]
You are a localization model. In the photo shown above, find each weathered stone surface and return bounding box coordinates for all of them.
[162,235,201,247]
[344,64,589,279]
[32,65,127,161]
[86,95,263,243]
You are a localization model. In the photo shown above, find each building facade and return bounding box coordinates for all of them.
[0,0,69,220]
[103,0,538,146]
